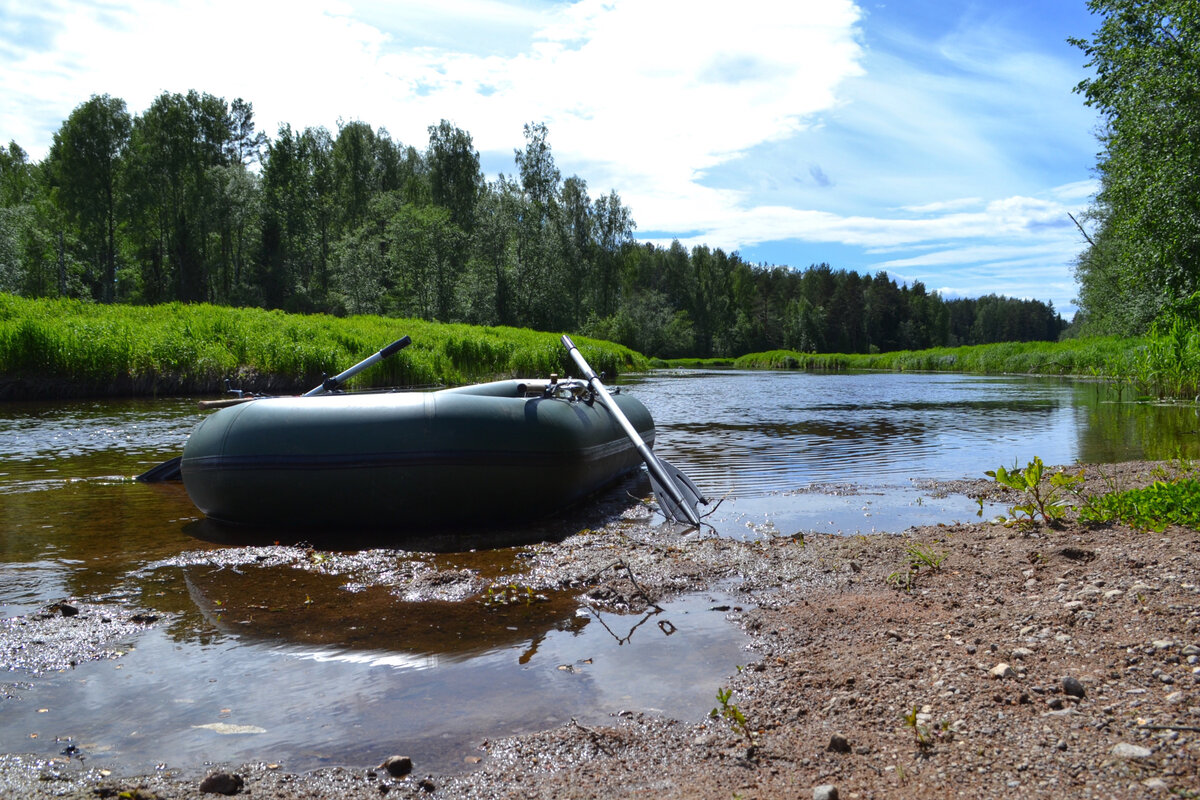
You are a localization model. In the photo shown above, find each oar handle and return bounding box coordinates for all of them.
[304,335,411,396]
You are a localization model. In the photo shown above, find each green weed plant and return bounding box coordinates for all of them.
[711,686,755,745]
[986,457,1084,528]
[1077,478,1200,532]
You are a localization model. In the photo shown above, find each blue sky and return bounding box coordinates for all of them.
[0,0,1102,315]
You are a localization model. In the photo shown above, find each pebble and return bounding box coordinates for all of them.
[1063,601,1085,611]
[199,772,244,795]
[1011,647,1034,661]
[990,663,1016,679]
[1142,777,1169,791]
[1110,743,1152,759]
[827,734,851,753]
[813,784,839,800]
[1182,645,1200,657]
[1152,640,1175,651]
[1062,676,1086,698]
[380,755,413,777]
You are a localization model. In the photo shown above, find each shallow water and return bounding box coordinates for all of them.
[625,370,1199,536]
[2,371,1196,775]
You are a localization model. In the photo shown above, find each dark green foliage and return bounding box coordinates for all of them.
[1078,478,1200,531]
[1070,0,1200,334]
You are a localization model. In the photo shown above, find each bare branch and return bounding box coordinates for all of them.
[1068,212,1096,247]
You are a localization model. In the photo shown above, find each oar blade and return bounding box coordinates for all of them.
[135,455,183,483]
[647,457,704,526]
[658,458,708,506]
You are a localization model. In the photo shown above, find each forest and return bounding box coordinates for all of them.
[1,93,1066,359]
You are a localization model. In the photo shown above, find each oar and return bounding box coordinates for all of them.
[303,335,411,396]
[135,335,413,483]
[561,334,706,526]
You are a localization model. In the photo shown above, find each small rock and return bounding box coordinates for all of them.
[379,756,413,777]
[1110,742,1152,759]
[1165,691,1185,705]
[417,778,436,792]
[1011,647,1034,661]
[1142,777,1169,791]
[1047,697,1064,710]
[1182,644,1200,657]
[886,630,902,641]
[827,734,851,753]
[199,772,244,795]
[1152,639,1176,651]
[58,604,79,617]
[1062,676,1086,698]
[989,663,1016,679]
[1063,600,1085,611]
[813,785,839,800]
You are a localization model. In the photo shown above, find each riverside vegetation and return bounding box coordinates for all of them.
[3,292,1199,401]
[0,294,647,399]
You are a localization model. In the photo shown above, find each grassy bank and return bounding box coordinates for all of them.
[729,338,1133,374]
[0,295,649,400]
[669,333,1200,402]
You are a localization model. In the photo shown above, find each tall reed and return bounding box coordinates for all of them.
[0,295,647,399]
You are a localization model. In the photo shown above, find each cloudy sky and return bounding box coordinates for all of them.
[1,0,1102,315]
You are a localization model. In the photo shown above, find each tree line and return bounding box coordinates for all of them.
[0,91,1064,358]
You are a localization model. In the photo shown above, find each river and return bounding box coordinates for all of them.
[1,369,1196,776]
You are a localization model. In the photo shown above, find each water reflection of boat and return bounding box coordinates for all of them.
[181,378,653,531]
[181,563,590,664]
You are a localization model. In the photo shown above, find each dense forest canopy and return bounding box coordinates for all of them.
[0,91,1065,358]
[1070,0,1200,335]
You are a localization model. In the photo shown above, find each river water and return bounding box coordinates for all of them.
[1,370,1196,776]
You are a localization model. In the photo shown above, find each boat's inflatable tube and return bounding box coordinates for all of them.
[181,379,653,529]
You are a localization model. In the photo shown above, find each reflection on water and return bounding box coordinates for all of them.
[2,371,1197,775]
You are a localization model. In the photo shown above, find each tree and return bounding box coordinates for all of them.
[427,120,482,233]
[46,95,131,301]
[1071,0,1200,333]
[122,90,240,302]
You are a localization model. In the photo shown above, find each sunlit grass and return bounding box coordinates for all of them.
[0,294,648,398]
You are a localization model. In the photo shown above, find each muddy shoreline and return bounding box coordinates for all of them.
[3,460,1198,798]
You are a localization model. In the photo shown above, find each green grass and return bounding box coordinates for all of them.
[732,335,1200,401]
[0,294,649,399]
[733,338,1134,375]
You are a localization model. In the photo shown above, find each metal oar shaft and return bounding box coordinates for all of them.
[304,335,411,396]
[561,335,701,526]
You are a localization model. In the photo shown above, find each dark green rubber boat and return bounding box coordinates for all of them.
[181,378,654,529]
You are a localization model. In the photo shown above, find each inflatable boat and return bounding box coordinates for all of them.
[180,377,654,529]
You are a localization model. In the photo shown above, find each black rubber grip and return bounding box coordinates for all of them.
[381,336,412,358]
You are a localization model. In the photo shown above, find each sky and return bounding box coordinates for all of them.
[0,0,1103,316]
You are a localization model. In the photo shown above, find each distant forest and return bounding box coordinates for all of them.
[0,91,1065,358]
